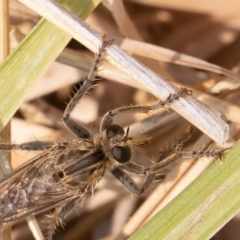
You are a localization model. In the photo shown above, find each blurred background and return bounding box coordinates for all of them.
[2,0,240,239]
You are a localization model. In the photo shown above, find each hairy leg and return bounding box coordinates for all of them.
[63,36,113,138]
[100,88,191,132]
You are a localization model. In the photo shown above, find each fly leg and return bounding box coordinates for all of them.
[0,140,56,151]
[113,147,225,195]
[111,167,161,196]
[46,197,79,240]
[112,127,193,195]
[63,35,114,138]
[119,124,192,175]
[114,126,224,195]
[147,149,225,174]
[157,126,193,162]
[100,88,192,132]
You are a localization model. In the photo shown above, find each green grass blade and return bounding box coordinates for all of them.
[0,0,100,131]
[130,141,240,240]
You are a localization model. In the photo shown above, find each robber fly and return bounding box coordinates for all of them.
[0,35,224,239]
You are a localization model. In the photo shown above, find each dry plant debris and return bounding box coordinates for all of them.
[1,0,240,239]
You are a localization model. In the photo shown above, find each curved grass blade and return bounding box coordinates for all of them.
[130,140,240,240]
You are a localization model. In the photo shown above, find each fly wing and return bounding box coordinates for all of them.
[0,147,76,223]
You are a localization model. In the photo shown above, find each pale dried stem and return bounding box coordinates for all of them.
[117,38,239,82]
[175,83,240,125]
[0,1,12,239]
[101,0,142,40]
[101,0,174,91]
[0,0,11,156]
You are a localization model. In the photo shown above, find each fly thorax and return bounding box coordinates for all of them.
[53,148,105,190]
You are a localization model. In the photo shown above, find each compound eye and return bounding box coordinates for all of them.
[112,146,131,163]
[106,124,124,138]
